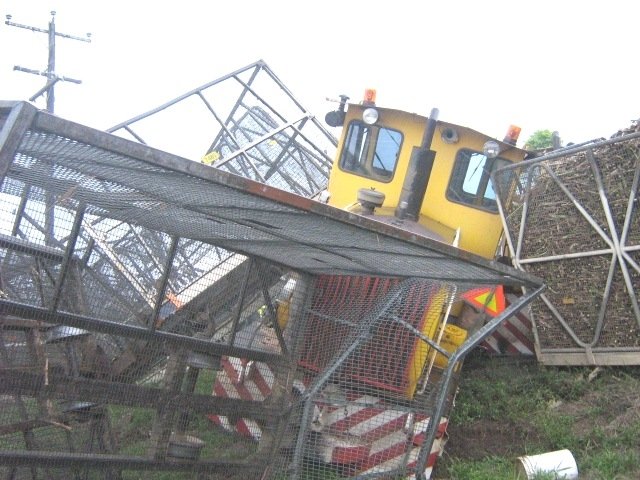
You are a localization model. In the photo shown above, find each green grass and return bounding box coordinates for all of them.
[110,402,255,479]
[106,365,260,479]
[451,361,590,424]
[445,458,559,480]
[435,355,640,479]
[5,355,636,479]
[193,367,217,395]
[446,456,523,480]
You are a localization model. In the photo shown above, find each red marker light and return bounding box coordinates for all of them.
[363,88,377,105]
[503,125,522,145]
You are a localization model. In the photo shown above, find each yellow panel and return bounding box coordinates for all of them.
[404,288,447,398]
[327,105,426,210]
[432,324,468,369]
[421,125,526,258]
[326,104,528,259]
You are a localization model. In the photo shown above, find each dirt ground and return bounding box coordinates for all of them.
[431,356,640,479]
[444,417,543,462]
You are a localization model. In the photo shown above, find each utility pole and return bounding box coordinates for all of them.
[5,11,91,113]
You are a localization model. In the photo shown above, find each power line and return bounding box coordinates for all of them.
[5,11,91,113]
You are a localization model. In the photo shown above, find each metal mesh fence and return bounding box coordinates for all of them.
[107,60,336,198]
[0,101,541,479]
[494,131,640,365]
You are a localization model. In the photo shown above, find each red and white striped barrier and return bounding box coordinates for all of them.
[208,357,448,478]
[209,357,287,441]
[480,294,535,356]
[357,434,446,479]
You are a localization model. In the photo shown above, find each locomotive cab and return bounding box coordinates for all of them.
[323,94,527,260]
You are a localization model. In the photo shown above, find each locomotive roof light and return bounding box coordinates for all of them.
[483,140,500,159]
[362,107,379,125]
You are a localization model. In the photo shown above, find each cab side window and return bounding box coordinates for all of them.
[447,149,511,212]
[339,121,402,182]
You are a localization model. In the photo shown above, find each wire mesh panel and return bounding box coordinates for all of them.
[107,60,336,198]
[0,101,542,479]
[283,277,456,479]
[495,130,640,365]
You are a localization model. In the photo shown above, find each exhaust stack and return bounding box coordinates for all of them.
[395,108,439,221]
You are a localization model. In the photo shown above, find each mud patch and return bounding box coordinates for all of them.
[443,418,542,461]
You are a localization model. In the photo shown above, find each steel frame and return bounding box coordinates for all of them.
[107,60,337,198]
[495,131,640,365]
[0,100,543,477]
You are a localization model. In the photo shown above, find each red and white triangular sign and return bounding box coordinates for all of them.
[462,285,505,317]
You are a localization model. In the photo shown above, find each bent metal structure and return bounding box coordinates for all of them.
[106,59,337,198]
[0,100,543,479]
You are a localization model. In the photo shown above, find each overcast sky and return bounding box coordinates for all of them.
[1,0,638,148]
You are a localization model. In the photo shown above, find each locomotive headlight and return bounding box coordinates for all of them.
[483,140,500,159]
[362,107,379,125]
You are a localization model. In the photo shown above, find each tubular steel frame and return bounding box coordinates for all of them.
[0,100,543,478]
[107,59,337,199]
[495,131,640,366]
[288,284,544,480]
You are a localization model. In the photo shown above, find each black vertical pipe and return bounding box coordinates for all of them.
[420,107,439,149]
[395,108,439,220]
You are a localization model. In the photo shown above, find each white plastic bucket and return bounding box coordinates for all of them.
[516,449,578,479]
